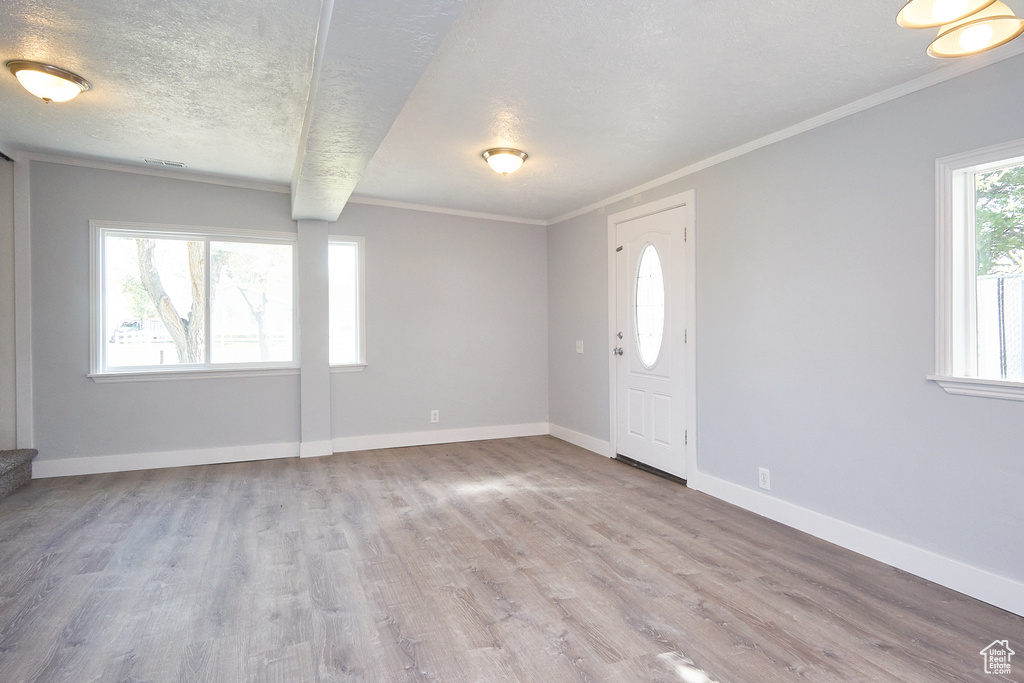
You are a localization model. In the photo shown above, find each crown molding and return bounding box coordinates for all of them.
[10,150,291,194]
[0,135,14,162]
[10,44,1023,225]
[548,44,1024,226]
[346,195,547,226]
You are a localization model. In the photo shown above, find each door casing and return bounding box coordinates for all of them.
[606,190,697,478]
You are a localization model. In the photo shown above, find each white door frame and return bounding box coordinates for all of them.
[607,190,697,478]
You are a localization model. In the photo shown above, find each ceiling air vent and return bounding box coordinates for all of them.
[143,158,186,168]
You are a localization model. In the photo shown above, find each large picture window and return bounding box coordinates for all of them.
[933,140,1024,399]
[91,221,296,376]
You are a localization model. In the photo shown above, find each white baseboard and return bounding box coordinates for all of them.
[548,424,614,457]
[332,422,550,453]
[29,423,552,476]
[32,442,300,479]
[690,472,1024,617]
[299,439,334,458]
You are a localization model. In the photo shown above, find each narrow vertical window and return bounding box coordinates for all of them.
[933,141,1024,399]
[329,237,365,367]
[974,163,1024,381]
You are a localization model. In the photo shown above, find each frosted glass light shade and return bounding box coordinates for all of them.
[482,148,528,174]
[897,0,996,28]
[928,1,1024,57]
[7,61,90,102]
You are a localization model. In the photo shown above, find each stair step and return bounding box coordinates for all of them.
[0,449,38,500]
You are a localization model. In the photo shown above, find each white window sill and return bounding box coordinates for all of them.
[330,363,368,373]
[928,375,1024,401]
[89,366,300,383]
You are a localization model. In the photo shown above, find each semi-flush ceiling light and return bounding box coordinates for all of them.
[927,1,1024,56]
[482,148,528,175]
[897,0,996,28]
[6,60,91,102]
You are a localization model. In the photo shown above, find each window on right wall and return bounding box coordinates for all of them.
[933,140,1024,399]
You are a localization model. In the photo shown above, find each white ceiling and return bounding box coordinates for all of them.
[1,0,1022,222]
[0,0,323,186]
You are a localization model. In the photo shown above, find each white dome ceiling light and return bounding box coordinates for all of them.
[6,60,91,102]
[482,148,528,175]
[897,0,996,28]
[896,0,1024,57]
[928,1,1024,56]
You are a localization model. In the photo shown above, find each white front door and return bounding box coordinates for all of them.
[613,202,690,479]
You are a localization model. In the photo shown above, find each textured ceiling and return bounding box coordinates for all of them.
[289,0,464,220]
[351,0,962,220]
[0,0,323,184]
[1,0,1020,222]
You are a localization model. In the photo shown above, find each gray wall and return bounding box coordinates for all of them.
[0,160,14,450]
[330,203,549,436]
[547,53,1024,583]
[30,163,301,461]
[547,210,609,440]
[27,163,549,463]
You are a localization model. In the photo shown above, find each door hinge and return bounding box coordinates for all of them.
[684,227,687,242]
[685,430,688,446]
[684,329,687,343]
[615,245,623,252]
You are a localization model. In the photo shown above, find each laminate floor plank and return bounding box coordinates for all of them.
[0,436,1020,682]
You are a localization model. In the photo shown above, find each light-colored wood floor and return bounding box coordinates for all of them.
[0,436,1019,682]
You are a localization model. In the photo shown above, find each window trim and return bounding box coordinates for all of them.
[932,138,1024,400]
[328,235,366,369]
[90,220,298,379]
[88,366,300,383]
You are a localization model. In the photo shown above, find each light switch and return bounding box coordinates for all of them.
[576,340,584,354]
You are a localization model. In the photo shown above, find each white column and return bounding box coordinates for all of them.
[0,160,15,450]
[13,157,32,449]
[297,219,333,457]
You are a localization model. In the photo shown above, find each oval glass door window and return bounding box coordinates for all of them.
[635,244,665,368]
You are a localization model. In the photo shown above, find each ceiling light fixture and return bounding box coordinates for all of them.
[896,0,1024,57]
[897,0,996,28]
[6,60,91,102]
[928,1,1024,56]
[482,148,528,175]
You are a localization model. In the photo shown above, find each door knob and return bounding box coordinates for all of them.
[613,347,624,356]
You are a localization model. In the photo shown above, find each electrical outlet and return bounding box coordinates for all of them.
[430,410,439,424]
[758,468,771,490]
[576,340,584,354]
